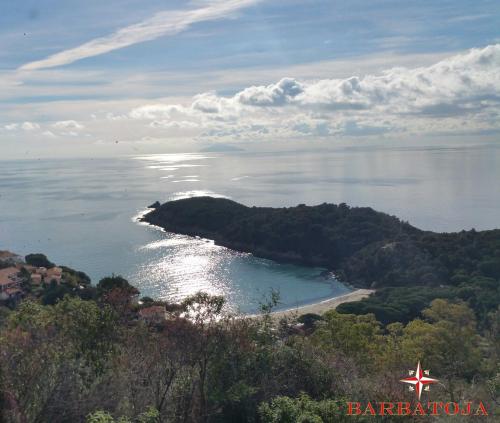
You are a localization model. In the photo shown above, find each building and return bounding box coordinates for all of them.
[45,267,63,284]
[0,252,66,301]
[46,274,62,284]
[31,273,43,285]
[0,251,23,267]
[0,267,22,301]
[36,267,47,276]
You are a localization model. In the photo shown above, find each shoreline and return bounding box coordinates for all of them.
[265,288,374,319]
[140,210,375,318]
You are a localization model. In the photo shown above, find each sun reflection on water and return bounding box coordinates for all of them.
[135,234,235,303]
[130,153,350,314]
[133,228,348,314]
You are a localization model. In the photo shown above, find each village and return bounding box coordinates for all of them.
[0,250,173,325]
[0,250,64,304]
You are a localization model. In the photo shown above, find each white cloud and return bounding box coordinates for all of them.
[5,44,497,149]
[236,77,304,106]
[4,123,19,131]
[1,121,41,133]
[129,104,183,120]
[123,44,500,141]
[52,120,85,130]
[192,92,224,113]
[151,120,199,129]
[21,121,40,131]
[19,0,262,71]
[234,44,500,115]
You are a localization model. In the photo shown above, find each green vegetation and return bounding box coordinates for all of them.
[97,275,139,296]
[25,253,55,269]
[0,250,499,421]
[258,394,348,423]
[338,276,500,326]
[336,286,456,325]
[86,408,159,423]
[143,197,500,324]
[142,198,415,270]
[0,279,498,422]
[142,198,500,289]
[3,191,500,422]
[61,265,92,285]
[24,264,96,306]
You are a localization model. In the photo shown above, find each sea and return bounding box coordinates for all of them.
[1,144,499,313]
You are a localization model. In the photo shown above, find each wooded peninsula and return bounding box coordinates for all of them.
[143,197,500,325]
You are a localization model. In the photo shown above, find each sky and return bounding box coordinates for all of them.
[1,0,499,158]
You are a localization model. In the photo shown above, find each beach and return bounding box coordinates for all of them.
[269,289,374,319]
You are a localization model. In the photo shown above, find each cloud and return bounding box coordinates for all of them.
[129,104,183,120]
[292,120,331,136]
[0,121,40,134]
[19,0,261,71]
[192,92,224,113]
[4,123,19,131]
[340,121,391,137]
[2,122,40,131]
[52,120,85,130]
[236,77,304,106]
[217,44,500,115]
[124,44,500,141]
[21,121,40,131]
[6,44,496,147]
[150,120,199,129]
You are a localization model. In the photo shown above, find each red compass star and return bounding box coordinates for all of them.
[400,361,438,400]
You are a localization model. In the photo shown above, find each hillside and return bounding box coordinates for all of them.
[143,197,500,323]
[1,254,498,421]
[143,197,500,286]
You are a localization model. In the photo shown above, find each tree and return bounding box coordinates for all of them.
[312,311,383,372]
[97,276,139,317]
[25,253,54,268]
[42,281,73,305]
[97,275,137,295]
[258,394,354,423]
[85,408,159,423]
[400,299,483,401]
[181,292,227,423]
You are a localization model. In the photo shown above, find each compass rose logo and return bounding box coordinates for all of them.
[400,361,438,400]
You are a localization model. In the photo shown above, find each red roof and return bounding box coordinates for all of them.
[0,267,19,286]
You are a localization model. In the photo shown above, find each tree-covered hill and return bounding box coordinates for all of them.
[143,197,500,288]
[143,197,500,324]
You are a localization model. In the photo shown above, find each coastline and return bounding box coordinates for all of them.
[140,210,374,318]
[253,288,374,319]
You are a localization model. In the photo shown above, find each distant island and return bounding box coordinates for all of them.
[199,143,245,152]
[142,196,500,323]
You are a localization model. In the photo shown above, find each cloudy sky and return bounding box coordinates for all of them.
[1,0,499,158]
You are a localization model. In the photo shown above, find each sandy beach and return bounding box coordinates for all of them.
[268,288,374,319]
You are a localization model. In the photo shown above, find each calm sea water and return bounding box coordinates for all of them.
[1,145,499,312]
